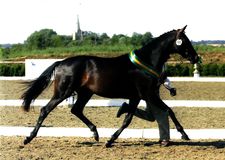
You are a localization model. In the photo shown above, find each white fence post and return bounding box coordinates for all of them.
[193,63,200,78]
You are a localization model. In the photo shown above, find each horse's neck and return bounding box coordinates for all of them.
[139,31,176,72]
[137,43,171,72]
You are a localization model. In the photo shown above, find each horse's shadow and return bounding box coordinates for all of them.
[77,140,225,148]
[76,141,103,147]
[144,140,225,149]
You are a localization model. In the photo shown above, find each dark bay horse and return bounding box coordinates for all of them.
[21,26,200,146]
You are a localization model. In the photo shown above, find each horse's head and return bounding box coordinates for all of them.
[173,25,201,64]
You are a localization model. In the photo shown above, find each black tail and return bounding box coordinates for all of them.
[21,61,61,111]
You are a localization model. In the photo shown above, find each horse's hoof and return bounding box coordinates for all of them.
[105,141,113,148]
[181,134,190,140]
[23,137,31,145]
[93,132,99,141]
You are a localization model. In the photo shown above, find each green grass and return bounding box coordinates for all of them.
[194,45,225,54]
[3,44,225,61]
[7,44,136,59]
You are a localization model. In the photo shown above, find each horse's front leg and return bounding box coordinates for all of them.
[149,95,190,141]
[105,113,134,148]
[167,107,190,140]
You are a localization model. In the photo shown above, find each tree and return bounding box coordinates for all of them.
[141,32,153,46]
[60,35,73,46]
[110,34,120,45]
[10,44,24,53]
[25,29,58,49]
[99,33,110,45]
[79,31,100,45]
[1,48,10,59]
[51,35,72,47]
[0,47,3,59]
[110,34,127,45]
[131,32,142,46]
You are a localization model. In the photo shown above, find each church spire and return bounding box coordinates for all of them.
[73,15,83,41]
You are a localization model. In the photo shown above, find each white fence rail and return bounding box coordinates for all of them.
[1,126,225,139]
[1,76,225,82]
[1,99,225,107]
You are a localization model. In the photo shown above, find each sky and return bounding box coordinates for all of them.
[0,0,225,44]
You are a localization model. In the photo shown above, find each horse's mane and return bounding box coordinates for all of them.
[153,30,176,44]
[140,30,177,52]
[158,30,176,39]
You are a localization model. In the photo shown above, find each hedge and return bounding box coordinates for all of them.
[0,64,25,76]
[199,63,225,76]
[0,63,224,77]
[166,64,192,76]
[167,63,225,77]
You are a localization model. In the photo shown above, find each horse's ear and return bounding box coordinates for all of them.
[180,25,187,33]
[177,25,187,38]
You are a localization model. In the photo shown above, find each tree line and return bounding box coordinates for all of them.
[0,29,153,59]
[1,28,224,60]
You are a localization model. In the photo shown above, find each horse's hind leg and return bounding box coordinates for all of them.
[105,113,133,148]
[70,89,99,141]
[24,75,74,145]
[105,98,140,147]
[24,96,66,145]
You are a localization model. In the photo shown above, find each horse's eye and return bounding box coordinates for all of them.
[185,49,189,55]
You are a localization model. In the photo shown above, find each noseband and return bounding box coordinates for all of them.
[129,51,160,79]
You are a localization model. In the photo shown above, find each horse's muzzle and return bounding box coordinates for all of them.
[190,55,201,64]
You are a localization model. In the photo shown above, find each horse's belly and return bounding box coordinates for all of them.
[91,81,136,99]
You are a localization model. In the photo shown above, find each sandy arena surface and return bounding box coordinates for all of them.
[1,81,225,159]
[1,81,225,100]
[1,136,225,160]
[1,106,225,160]
[0,107,225,129]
